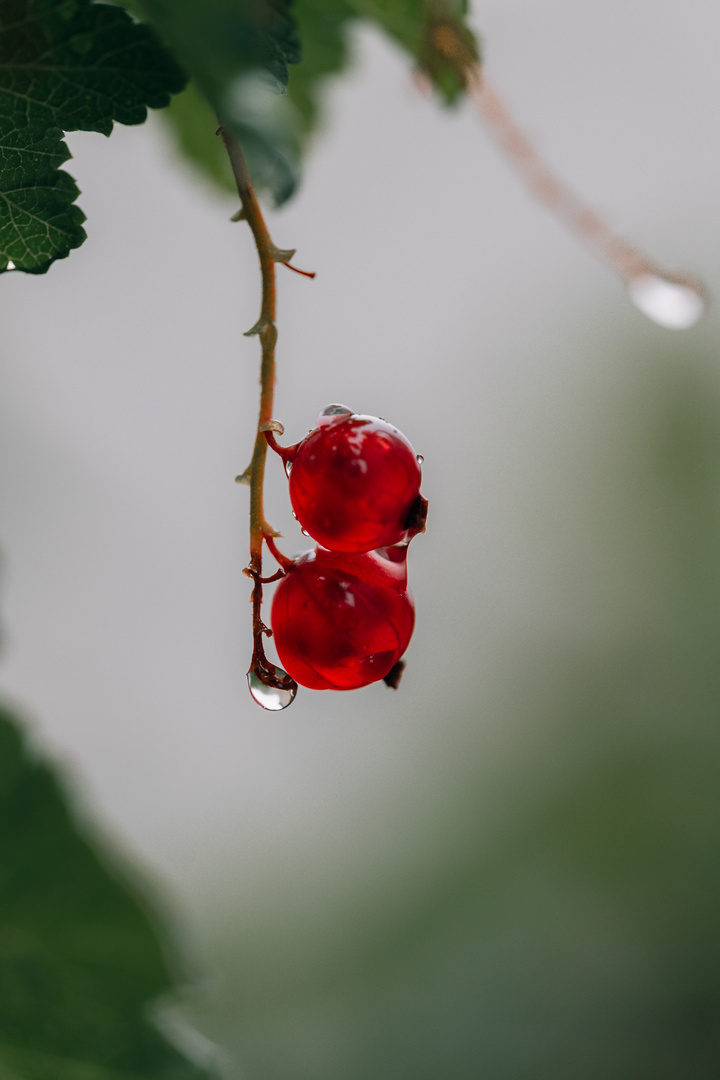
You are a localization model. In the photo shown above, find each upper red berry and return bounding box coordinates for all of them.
[270,546,415,691]
[279,405,426,553]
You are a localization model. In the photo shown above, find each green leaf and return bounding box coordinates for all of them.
[284,0,480,149]
[0,0,187,274]
[0,703,216,1080]
[344,0,480,104]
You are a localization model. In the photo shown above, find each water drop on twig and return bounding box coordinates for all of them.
[248,667,297,711]
[627,273,706,330]
[467,71,709,330]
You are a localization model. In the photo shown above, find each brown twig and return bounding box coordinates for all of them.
[218,123,297,692]
[465,69,707,325]
[466,70,655,281]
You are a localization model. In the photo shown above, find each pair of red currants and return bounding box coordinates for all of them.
[266,405,427,692]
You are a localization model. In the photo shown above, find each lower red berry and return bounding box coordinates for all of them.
[270,546,415,691]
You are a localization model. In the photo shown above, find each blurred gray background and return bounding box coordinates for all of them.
[2,1,720,1076]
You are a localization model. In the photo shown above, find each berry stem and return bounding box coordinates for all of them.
[218,123,289,687]
[262,427,295,464]
[283,261,317,279]
[264,534,293,572]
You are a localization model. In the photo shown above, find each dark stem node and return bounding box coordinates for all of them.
[383,660,406,690]
[404,494,429,538]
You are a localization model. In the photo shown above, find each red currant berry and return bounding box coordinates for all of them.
[274,405,427,554]
[270,546,415,691]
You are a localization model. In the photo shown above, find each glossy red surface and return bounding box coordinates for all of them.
[287,410,423,553]
[270,548,415,690]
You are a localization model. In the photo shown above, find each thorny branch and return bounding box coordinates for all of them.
[218,124,301,693]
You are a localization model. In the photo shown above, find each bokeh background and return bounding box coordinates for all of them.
[2,0,720,1075]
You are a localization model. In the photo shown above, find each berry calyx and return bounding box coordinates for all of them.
[270,546,415,691]
[267,405,427,553]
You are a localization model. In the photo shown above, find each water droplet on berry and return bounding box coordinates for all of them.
[284,460,292,476]
[416,454,424,465]
[247,667,297,710]
[628,273,706,330]
[300,527,310,536]
[317,404,352,426]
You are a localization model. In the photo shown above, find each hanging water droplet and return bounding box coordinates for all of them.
[247,666,297,710]
[628,272,706,330]
[284,460,292,476]
[416,454,424,465]
[318,404,352,425]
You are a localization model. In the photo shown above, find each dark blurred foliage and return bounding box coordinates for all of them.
[0,705,217,1079]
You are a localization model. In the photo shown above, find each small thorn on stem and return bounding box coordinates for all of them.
[270,246,296,263]
[244,318,270,338]
[259,419,285,436]
[231,207,247,222]
[282,262,317,279]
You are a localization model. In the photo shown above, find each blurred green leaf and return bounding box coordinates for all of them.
[137,0,302,204]
[345,0,479,103]
[0,703,216,1080]
[0,0,187,274]
[144,0,478,201]
[157,0,355,202]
